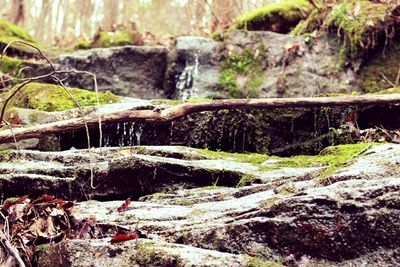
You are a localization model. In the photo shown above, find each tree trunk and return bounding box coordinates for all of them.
[2,95,400,143]
[12,0,24,25]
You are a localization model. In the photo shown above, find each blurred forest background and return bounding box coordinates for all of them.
[0,0,278,46]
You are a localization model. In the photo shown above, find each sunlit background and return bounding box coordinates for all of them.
[0,0,279,45]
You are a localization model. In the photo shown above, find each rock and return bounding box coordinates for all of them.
[222,30,358,98]
[67,144,400,265]
[2,144,400,265]
[172,36,223,99]
[54,46,169,99]
[0,145,321,200]
[36,239,249,267]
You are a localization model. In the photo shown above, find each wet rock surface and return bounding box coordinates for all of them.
[1,143,399,266]
[171,36,223,99]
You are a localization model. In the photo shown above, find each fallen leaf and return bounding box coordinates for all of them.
[110,233,138,243]
[117,198,131,212]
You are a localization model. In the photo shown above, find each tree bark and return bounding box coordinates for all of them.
[1,95,400,143]
[12,0,24,25]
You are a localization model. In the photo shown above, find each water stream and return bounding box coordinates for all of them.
[176,52,199,100]
[103,122,145,147]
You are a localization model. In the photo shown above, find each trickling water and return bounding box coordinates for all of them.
[135,123,144,146]
[101,121,146,147]
[176,53,199,100]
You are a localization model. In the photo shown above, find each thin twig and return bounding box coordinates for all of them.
[380,72,397,88]
[3,120,20,155]
[52,76,96,189]
[0,230,25,267]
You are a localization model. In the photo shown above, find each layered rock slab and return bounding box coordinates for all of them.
[14,143,400,266]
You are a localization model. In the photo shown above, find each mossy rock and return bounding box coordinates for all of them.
[374,87,400,94]
[235,0,313,33]
[75,27,144,50]
[220,48,265,98]
[0,55,25,74]
[0,19,40,54]
[359,42,400,93]
[6,82,121,112]
[325,1,395,58]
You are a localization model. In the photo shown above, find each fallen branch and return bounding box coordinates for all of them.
[1,94,400,143]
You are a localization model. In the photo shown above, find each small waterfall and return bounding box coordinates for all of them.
[135,123,144,145]
[176,53,199,100]
[102,122,145,147]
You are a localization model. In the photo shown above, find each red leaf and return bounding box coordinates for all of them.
[347,111,357,125]
[117,198,131,212]
[110,233,138,243]
[31,194,54,204]
[10,118,22,125]
[15,195,29,204]
[2,199,12,210]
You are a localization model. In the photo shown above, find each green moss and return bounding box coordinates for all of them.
[235,0,313,32]
[242,255,284,267]
[359,42,400,93]
[325,1,391,58]
[374,87,400,94]
[0,55,24,74]
[237,174,257,187]
[276,143,376,181]
[275,182,297,195]
[210,31,224,42]
[260,197,279,210]
[7,82,121,112]
[0,149,14,162]
[196,148,270,165]
[0,19,37,43]
[197,143,376,183]
[220,49,265,98]
[136,242,183,266]
[74,39,92,50]
[77,28,143,50]
[0,20,40,52]
[290,9,322,36]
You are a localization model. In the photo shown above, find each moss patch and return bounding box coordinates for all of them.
[359,42,400,93]
[75,27,144,50]
[242,255,284,267]
[235,0,313,33]
[220,49,265,98]
[325,1,393,58]
[135,242,182,266]
[0,55,25,74]
[374,87,400,94]
[0,19,40,53]
[196,143,376,183]
[237,174,258,187]
[7,82,121,112]
[275,143,375,181]
[197,148,270,165]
